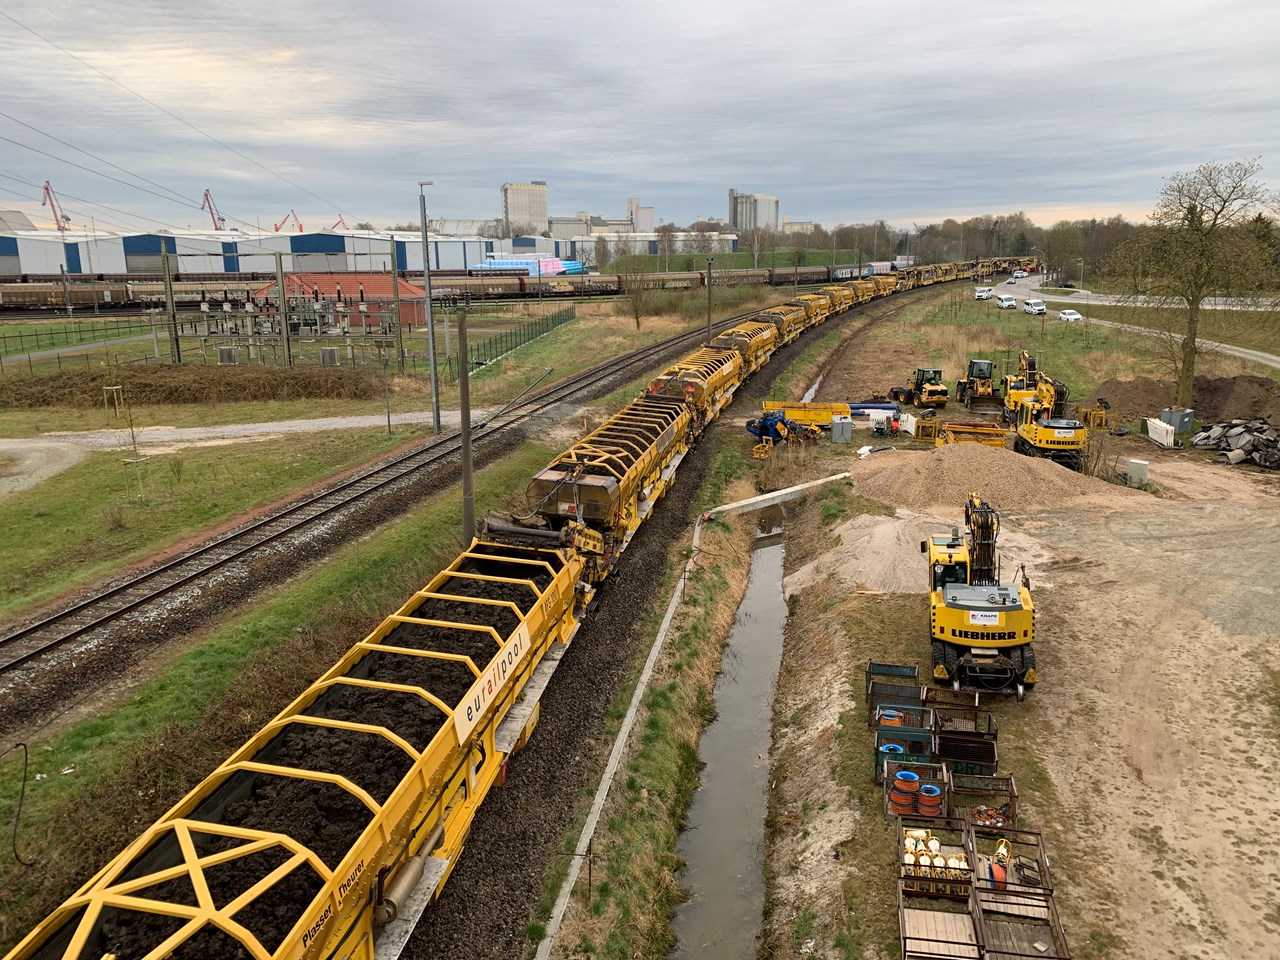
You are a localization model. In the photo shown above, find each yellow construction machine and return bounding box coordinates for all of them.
[1001,351,1041,423]
[954,359,1004,413]
[890,368,949,408]
[921,494,1037,700]
[1012,378,1087,471]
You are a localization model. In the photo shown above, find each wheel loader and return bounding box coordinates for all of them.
[889,368,949,408]
[920,494,1036,699]
[954,359,1004,412]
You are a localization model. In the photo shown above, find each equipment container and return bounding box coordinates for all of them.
[932,706,998,741]
[949,773,1019,828]
[868,680,926,725]
[874,728,934,783]
[831,415,853,443]
[1160,406,1194,433]
[937,737,998,777]
[883,760,950,818]
[866,660,920,686]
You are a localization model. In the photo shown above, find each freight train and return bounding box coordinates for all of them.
[0,258,1039,312]
[5,257,1029,960]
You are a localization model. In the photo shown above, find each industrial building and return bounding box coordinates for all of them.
[728,190,780,233]
[0,220,737,277]
[501,181,549,234]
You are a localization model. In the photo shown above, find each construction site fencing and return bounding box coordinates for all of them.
[441,306,575,382]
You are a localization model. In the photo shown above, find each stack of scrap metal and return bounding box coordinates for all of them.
[1191,417,1279,468]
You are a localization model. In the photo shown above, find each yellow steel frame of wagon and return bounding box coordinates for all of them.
[8,541,584,960]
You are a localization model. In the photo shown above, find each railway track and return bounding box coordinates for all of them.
[0,314,753,689]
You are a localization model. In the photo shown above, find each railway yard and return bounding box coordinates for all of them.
[0,268,1277,960]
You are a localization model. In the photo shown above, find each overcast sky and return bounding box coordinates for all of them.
[1,0,1277,235]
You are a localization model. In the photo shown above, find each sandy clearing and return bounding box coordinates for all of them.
[0,439,89,500]
[766,454,1280,959]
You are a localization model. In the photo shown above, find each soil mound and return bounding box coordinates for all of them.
[1088,375,1280,424]
[784,509,1056,597]
[849,443,1136,514]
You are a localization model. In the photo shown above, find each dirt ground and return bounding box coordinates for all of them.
[764,444,1280,959]
[0,439,88,500]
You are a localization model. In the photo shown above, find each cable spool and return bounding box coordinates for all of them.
[916,782,943,815]
[879,742,905,756]
[878,708,905,727]
[893,771,921,793]
[888,795,916,816]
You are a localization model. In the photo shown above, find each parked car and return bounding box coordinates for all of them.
[996,295,1017,309]
[1023,299,1046,315]
[1059,280,1076,289]
[975,287,993,300]
[1058,309,1083,323]
[1012,270,1029,279]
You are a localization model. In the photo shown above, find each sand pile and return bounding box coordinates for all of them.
[848,443,1137,514]
[784,509,1056,597]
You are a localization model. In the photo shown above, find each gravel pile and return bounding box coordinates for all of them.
[849,443,1136,513]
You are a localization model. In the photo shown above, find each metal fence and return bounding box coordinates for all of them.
[441,306,575,381]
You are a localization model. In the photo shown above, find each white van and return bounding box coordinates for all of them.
[974,287,993,300]
[1023,298,1046,315]
[995,295,1017,309]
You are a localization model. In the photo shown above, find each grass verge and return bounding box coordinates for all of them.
[0,429,414,619]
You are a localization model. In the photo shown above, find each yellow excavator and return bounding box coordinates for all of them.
[920,494,1037,700]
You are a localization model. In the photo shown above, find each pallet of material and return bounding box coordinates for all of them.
[884,760,950,818]
[938,736,999,777]
[975,887,1072,959]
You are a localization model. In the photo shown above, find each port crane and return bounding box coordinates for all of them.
[201,189,227,230]
[41,181,72,235]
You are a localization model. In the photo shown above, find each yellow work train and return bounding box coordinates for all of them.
[7,257,1033,960]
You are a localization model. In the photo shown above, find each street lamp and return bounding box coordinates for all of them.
[418,180,441,433]
[706,257,714,344]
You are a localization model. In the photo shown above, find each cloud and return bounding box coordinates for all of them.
[1,0,1278,232]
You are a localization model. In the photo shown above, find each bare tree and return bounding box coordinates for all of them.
[746,226,771,268]
[1107,158,1280,406]
[656,223,678,272]
[617,255,649,330]
[354,221,375,230]
[594,235,613,271]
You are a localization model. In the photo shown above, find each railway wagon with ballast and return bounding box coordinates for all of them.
[6,538,588,960]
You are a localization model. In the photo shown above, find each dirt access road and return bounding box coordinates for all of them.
[765,443,1280,959]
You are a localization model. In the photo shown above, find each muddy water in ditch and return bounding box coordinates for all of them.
[670,530,786,959]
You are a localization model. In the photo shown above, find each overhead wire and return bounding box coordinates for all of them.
[0,110,327,239]
[0,9,350,218]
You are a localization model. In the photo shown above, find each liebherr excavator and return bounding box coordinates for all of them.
[920,494,1037,699]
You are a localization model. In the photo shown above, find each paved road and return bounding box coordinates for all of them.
[996,276,1280,371]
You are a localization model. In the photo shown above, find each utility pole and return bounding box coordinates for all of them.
[705,257,714,344]
[274,252,291,367]
[161,252,181,363]
[458,311,475,543]
[418,182,441,432]
[389,239,405,374]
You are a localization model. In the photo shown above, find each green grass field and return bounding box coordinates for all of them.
[0,430,414,618]
[1068,302,1280,356]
